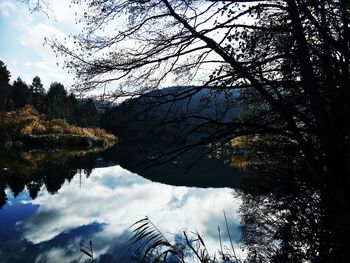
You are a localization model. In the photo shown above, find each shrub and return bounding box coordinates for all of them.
[49,125,64,134]
[0,105,117,147]
[0,105,45,139]
[32,123,47,134]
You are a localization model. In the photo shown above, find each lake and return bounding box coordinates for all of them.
[0,140,347,262]
[0,143,245,262]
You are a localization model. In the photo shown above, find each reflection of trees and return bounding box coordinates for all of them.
[217,135,350,262]
[238,169,350,262]
[0,180,7,209]
[0,148,102,208]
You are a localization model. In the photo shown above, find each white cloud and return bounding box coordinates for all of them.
[46,1,85,26]
[0,2,15,17]
[17,20,75,88]
[34,247,79,263]
[19,165,245,260]
[2,1,84,90]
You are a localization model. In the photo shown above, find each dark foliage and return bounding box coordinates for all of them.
[43,0,349,183]
[0,60,105,129]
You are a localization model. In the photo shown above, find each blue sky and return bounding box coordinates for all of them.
[0,0,228,95]
[0,1,84,90]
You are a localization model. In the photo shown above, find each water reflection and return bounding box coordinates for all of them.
[235,167,350,262]
[0,153,242,262]
[0,148,111,208]
[0,143,247,211]
[104,142,248,188]
[1,142,349,262]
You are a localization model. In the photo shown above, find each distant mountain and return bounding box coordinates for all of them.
[98,86,246,186]
[101,86,243,144]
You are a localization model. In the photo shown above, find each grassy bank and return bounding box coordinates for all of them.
[0,105,117,149]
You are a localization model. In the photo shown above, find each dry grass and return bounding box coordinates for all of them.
[0,105,117,145]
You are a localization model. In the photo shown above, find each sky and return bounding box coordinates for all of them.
[0,1,249,95]
[0,0,83,91]
[0,0,227,94]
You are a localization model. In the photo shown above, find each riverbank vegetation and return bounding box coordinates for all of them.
[0,105,116,148]
[1,60,104,127]
[0,60,116,149]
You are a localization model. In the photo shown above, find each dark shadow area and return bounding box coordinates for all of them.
[231,140,350,263]
[236,168,350,262]
[107,141,247,188]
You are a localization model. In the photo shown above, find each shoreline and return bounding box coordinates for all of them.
[3,133,117,150]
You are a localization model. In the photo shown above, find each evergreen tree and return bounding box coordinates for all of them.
[30,76,45,95]
[30,76,46,112]
[46,82,68,119]
[66,93,79,124]
[0,60,12,112]
[12,77,31,108]
[77,98,100,127]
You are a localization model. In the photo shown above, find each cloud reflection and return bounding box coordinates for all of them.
[16,165,242,261]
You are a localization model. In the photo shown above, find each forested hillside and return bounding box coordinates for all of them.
[0,60,116,148]
[0,60,103,128]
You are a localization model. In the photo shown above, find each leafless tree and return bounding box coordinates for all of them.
[25,0,350,182]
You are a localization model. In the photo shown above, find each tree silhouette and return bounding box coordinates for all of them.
[0,60,12,112]
[46,81,68,119]
[11,77,32,108]
[30,76,45,95]
[77,98,100,127]
[30,76,46,112]
[0,60,10,84]
[46,0,349,183]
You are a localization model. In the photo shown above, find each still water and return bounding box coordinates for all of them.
[0,145,244,262]
[1,140,343,262]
